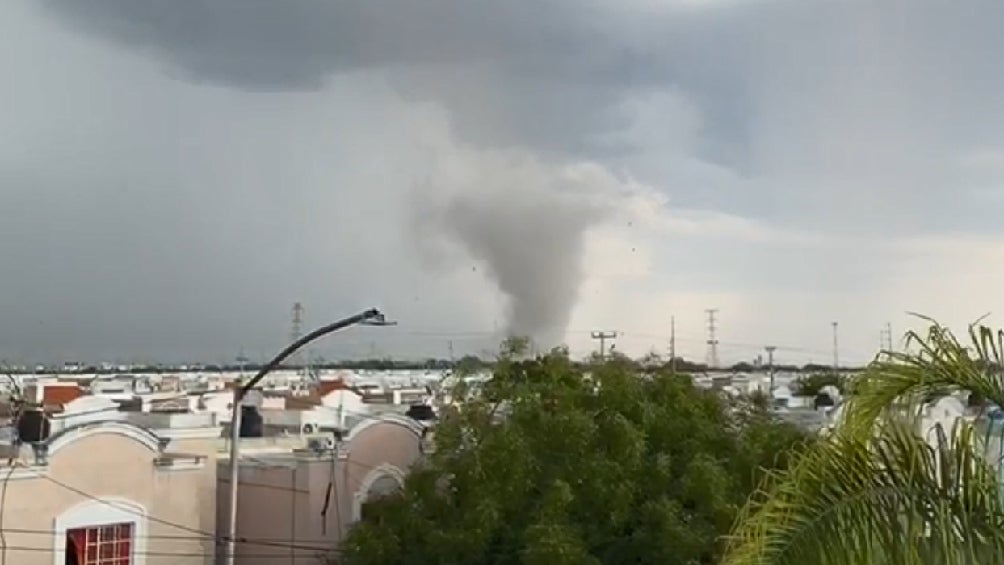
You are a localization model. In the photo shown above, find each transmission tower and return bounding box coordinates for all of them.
[290,302,305,367]
[705,309,720,369]
[880,322,893,353]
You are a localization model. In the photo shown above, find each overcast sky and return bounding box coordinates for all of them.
[3,0,1004,366]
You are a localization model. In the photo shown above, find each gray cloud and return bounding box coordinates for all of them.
[7,0,1004,363]
[42,0,1004,233]
[41,0,752,167]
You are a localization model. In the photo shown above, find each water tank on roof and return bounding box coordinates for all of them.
[814,392,836,410]
[406,404,436,422]
[239,405,263,438]
[17,409,51,442]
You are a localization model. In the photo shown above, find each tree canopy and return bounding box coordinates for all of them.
[337,344,809,564]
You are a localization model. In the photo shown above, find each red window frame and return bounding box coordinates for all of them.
[66,522,133,565]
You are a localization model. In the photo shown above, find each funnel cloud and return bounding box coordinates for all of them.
[416,157,606,348]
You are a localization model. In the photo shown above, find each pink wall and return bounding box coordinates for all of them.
[220,416,424,564]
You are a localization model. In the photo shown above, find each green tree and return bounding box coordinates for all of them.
[337,346,809,564]
[724,321,1004,565]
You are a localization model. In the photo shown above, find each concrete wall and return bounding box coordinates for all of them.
[219,416,424,564]
[2,427,218,565]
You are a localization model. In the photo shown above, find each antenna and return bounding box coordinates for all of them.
[706,309,720,369]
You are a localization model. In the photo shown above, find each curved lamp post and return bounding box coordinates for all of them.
[224,308,392,564]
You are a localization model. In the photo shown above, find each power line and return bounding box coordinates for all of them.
[32,471,335,553]
[590,331,617,360]
[337,326,855,360]
[0,527,316,543]
[0,545,326,559]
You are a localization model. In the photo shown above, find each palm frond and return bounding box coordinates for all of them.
[845,322,1004,435]
[723,420,1004,565]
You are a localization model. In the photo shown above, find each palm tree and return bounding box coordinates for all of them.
[723,321,1004,565]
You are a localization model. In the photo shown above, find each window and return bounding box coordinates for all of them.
[66,523,133,565]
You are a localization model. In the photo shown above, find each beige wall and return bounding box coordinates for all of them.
[219,459,339,564]
[220,417,424,565]
[3,428,218,565]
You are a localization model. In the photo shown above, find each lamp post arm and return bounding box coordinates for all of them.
[224,307,383,565]
[238,308,381,398]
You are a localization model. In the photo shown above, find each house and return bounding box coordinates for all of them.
[89,374,154,400]
[820,394,975,439]
[217,413,428,563]
[919,395,970,446]
[1,410,221,564]
[22,381,85,407]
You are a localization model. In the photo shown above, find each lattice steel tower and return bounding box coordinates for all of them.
[706,309,720,369]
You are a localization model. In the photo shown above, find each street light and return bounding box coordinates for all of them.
[223,308,390,565]
[359,313,398,327]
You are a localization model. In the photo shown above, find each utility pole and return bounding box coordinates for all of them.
[591,331,617,360]
[832,321,839,373]
[765,346,777,393]
[705,309,720,369]
[236,349,249,379]
[670,316,677,375]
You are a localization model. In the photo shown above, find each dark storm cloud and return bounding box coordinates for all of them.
[43,0,657,87]
[41,0,754,167]
[45,0,1004,226]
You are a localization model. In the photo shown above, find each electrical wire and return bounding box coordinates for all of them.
[0,404,425,561]
[33,472,336,553]
[0,464,14,565]
[0,389,23,565]
[24,445,416,557]
[342,324,873,362]
[0,545,327,559]
[0,527,325,543]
